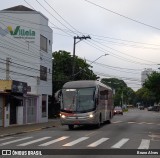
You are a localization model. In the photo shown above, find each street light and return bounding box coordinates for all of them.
[73,53,109,78]
[90,54,109,65]
[72,35,91,80]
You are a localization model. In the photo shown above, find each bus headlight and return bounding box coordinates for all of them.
[61,115,66,118]
[89,114,94,118]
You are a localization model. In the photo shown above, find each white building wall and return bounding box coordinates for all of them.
[0,8,52,125]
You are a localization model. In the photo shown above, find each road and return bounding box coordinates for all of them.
[0,108,160,158]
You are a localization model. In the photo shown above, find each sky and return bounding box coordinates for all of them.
[1,0,160,91]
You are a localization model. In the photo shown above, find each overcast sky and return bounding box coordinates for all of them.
[1,0,160,91]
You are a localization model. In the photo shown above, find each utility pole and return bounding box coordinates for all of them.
[121,90,123,106]
[6,57,10,80]
[72,35,91,80]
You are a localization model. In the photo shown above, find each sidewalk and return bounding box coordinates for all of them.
[0,118,61,138]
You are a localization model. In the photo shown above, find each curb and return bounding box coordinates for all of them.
[0,125,55,138]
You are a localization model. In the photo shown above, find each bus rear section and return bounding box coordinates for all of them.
[60,80,113,130]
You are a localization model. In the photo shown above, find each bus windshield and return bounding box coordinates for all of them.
[62,87,95,112]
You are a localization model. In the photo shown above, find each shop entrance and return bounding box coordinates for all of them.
[10,98,17,125]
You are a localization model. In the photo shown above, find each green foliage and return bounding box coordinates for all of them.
[101,78,135,106]
[52,50,98,93]
[143,71,160,103]
[135,87,155,106]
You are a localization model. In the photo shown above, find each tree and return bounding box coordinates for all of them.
[101,78,135,106]
[135,87,155,107]
[143,71,160,103]
[52,50,98,93]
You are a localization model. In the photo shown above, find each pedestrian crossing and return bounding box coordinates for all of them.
[0,136,155,149]
[138,139,150,149]
[111,138,129,149]
[87,138,109,147]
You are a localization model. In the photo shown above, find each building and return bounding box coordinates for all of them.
[141,68,153,85]
[0,5,52,127]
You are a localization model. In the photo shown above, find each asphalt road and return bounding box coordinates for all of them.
[0,108,160,158]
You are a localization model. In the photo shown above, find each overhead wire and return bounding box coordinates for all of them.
[83,0,160,31]
[0,0,158,90]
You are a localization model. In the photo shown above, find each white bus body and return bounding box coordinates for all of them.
[60,80,114,129]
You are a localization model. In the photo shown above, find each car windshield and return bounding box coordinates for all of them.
[61,88,95,112]
[114,107,122,110]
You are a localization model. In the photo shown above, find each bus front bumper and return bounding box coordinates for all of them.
[60,113,98,125]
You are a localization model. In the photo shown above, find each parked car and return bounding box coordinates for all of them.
[114,106,123,115]
[152,106,160,112]
[147,106,153,111]
[139,105,145,110]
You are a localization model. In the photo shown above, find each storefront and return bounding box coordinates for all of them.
[0,80,27,127]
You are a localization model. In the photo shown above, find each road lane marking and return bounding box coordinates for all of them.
[17,137,51,146]
[146,123,154,125]
[0,137,32,146]
[0,137,14,141]
[138,139,150,149]
[87,138,109,147]
[39,136,69,146]
[111,138,129,148]
[128,122,136,124]
[137,122,147,124]
[63,137,89,146]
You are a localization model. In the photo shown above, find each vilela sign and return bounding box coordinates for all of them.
[7,26,36,40]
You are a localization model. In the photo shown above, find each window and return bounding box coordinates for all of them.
[100,89,108,100]
[42,94,47,117]
[40,65,47,81]
[40,35,47,52]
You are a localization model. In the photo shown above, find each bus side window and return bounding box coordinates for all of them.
[100,90,108,100]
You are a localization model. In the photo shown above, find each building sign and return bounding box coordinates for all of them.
[0,80,27,93]
[0,80,12,91]
[7,26,35,40]
[12,80,27,94]
[0,25,35,40]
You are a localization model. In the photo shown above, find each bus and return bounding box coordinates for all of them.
[60,80,114,130]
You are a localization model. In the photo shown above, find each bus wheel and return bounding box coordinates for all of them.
[68,125,74,130]
[106,112,111,124]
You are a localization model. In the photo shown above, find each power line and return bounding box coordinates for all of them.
[85,59,143,71]
[83,0,160,31]
[35,0,76,36]
[43,0,82,35]
[95,71,141,82]
[90,39,158,65]
[1,3,159,66]
[84,40,156,66]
